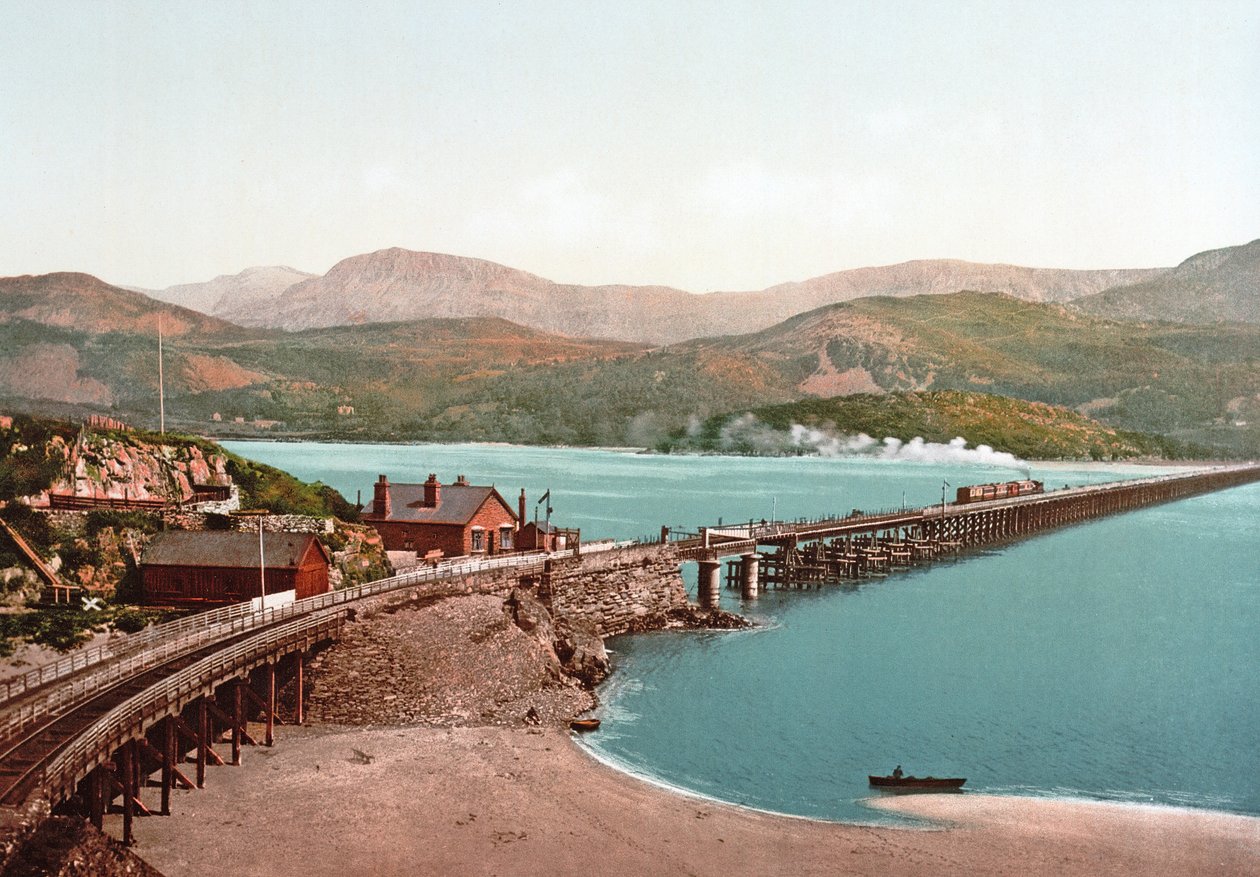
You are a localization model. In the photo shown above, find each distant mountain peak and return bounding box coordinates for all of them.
[135,265,316,321]
[1073,239,1260,324]
[0,271,242,337]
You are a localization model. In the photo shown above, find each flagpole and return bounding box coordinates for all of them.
[158,315,165,434]
[258,515,267,609]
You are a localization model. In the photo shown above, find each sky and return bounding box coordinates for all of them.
[2,0,1258,291]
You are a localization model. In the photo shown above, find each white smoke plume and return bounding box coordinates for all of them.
[714,413,1030,475]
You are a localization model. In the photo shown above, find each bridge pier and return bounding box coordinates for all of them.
[120,739,135,845]
[740,553,760,600]
[161,718,175,815]
[87,764,106,830]
[697,559,721,608]
[294,654,305,725]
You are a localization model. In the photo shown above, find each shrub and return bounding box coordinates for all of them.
[84,510,160,538]
[111,608,150,634]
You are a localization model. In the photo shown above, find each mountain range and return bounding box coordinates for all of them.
[1,239,1257,457]
[135,248,1176,344]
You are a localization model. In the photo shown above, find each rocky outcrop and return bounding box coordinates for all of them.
[551,616,609,687]
[49,433,231,505]
[303,547,747,731]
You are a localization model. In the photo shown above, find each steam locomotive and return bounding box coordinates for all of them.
[954,479,1044,504]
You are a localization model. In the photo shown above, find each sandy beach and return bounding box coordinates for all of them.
[127,723,1260,877]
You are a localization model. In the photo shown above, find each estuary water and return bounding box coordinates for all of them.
[223,441,1260,823]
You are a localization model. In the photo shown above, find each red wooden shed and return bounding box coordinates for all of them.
[140,531,331,607]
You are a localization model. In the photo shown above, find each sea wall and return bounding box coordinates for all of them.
[352,544,689,635]
[547,544,689,635]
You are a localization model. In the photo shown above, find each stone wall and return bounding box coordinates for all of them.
[352,565,527,617]
[352,544,689,637]
[37,507,329,536]
[547,544,689,636]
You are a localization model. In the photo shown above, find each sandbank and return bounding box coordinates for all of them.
[128,723,1259,877]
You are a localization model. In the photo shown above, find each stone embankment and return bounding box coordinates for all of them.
[306,544,749,729]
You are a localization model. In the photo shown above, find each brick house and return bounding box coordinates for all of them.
[140,531,331,607]
[360,473,518,558]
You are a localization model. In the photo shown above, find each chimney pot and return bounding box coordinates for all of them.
[373,475,391,518]
[423,473,441,507]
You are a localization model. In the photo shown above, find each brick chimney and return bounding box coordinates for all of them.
[423,473,441,507]
[518,488,526,526]
[373,474,391,518]
[455,474,469,486]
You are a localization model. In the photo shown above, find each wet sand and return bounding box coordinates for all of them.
[128,723,1260,876]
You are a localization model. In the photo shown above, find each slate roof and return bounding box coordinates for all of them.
[142,531,328,569]
[362,482,516,525]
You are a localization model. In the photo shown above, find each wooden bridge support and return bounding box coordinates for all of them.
[294,654,305,725]
[119,740,134,845]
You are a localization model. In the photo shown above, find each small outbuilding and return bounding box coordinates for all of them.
[515,520,577,553]
[360,473,518,558]
[140,531,331,607]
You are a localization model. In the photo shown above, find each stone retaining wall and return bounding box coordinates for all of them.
[547,544,689,635]
[351,544,689,636]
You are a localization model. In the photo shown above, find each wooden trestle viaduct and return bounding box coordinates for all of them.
[678,465,1260,607]
[1,463,1258,847]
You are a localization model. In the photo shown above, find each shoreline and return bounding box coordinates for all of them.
[116,584,1260,873]
[213,435,1239,465]
[574,720,1257,829]
[127,722,1260,876]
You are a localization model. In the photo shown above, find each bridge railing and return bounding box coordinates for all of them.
[1,547,566,708]
[924,465,1254,517]
[39,609,345,803]
[0,551,560,739]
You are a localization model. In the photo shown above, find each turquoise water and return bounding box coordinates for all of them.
[223,442,1260,823]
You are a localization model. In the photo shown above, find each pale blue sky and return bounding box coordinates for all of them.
[2,1,1257,290]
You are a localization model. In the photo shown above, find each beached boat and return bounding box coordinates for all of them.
[569,718,601,732]
[868,774,965,791]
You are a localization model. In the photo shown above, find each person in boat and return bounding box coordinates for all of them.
[892,765,904,780]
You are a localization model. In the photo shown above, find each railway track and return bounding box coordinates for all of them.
[0,610,325,807]
[0,550,558,809]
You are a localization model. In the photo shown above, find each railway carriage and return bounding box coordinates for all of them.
[954,479,1043,504]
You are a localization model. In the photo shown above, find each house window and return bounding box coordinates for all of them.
[499,526,513,550]
[471,528,485,552]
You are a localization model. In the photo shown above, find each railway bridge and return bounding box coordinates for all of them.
[1,463,1258,848]
[676,464,1260,606]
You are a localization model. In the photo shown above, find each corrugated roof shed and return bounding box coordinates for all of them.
[142,531,327,569]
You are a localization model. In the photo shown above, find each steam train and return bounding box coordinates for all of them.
[954,479,1044,504]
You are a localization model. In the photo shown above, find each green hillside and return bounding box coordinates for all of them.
[662,391,1209,460]
[2,274,1259,457]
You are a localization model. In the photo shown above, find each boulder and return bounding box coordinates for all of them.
[507,587,553,640]
[553,616,610,687]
